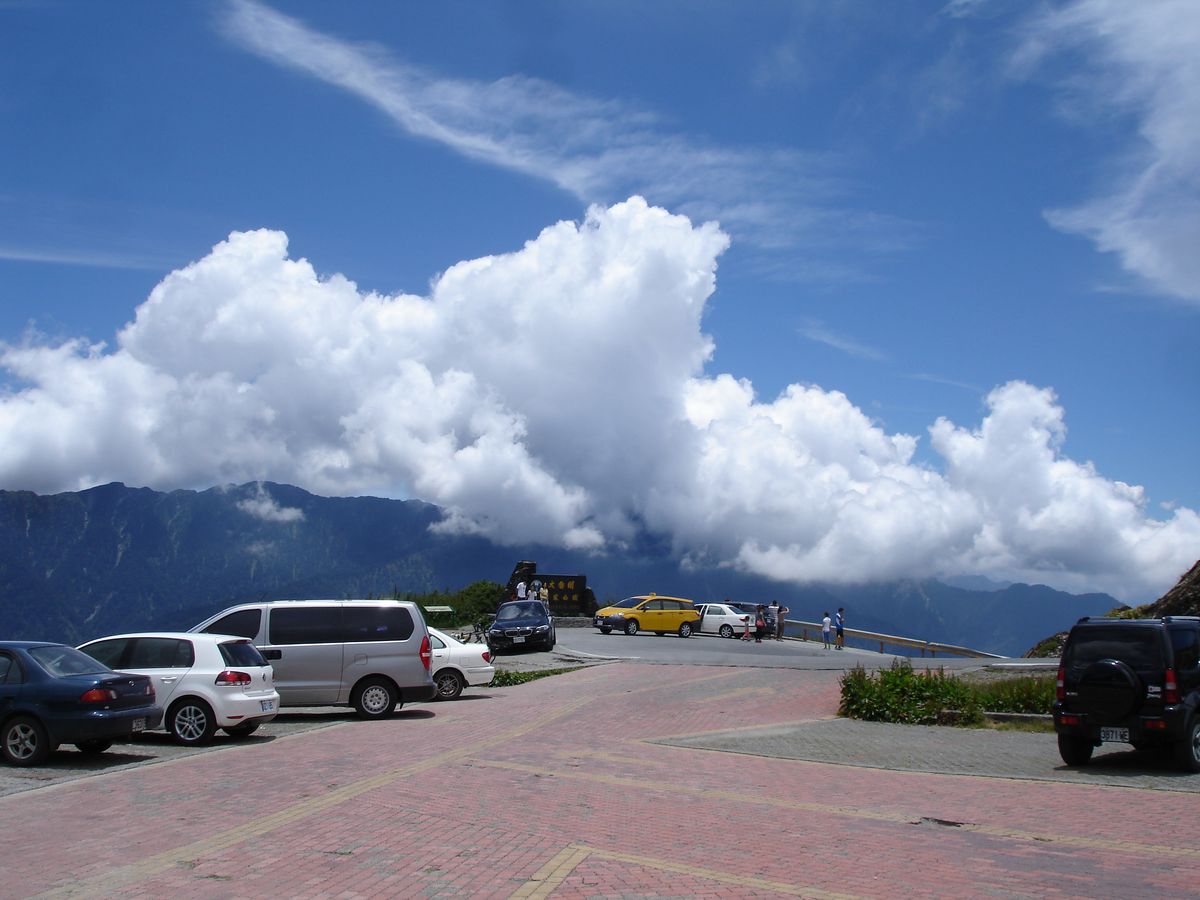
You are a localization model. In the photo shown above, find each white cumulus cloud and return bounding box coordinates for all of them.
[1015,0,1200,303]
[0,197,1195,600]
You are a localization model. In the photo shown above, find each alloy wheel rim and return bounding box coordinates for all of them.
[363,687,390,713]
[6,724,36,759]
[175,706,207,742]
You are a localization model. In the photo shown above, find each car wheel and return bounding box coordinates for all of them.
[352,677,398,719]
[598,627,612,635]
[1057,734,1094,767]
[1175,718,1200,773]
[719,624,734,639]
[435,670,464,700]
[223,721,261,739]
[75,739,113,754]
[3,716,53,766]
[168,698,217,746]
[678,622,694,638]
[624,619,639,636]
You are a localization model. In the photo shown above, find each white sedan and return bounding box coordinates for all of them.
[428,627,496,700]
[78,632,279,745]
[695,603,753,639]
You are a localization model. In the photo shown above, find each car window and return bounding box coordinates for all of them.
[429,634,446,650]
[129,638,194,669]
[344,606,415,642]
[1170,627,1199,671]
[28,645,111,676]
[203,609,262,639]
[81,639,129,669]
[0,653,16,684]
[269,607,343,645]
[613,597,645,609]
[1064,627,1164,672]
[218,640,269,668]
[643,600,664,610]
[497,602,545,621]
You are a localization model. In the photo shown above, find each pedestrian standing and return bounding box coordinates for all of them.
[821,611,832,649]
[835,607,845,650]
[516,580,527,600]
[754,605,766,643]
[770,599,789,640]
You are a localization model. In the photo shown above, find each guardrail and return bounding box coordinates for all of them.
[784,619,1004,659]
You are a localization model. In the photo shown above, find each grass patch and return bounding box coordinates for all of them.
[489,667,583,688]
[839,660,1055,727]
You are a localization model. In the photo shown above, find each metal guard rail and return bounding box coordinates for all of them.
[784,618,1004,659]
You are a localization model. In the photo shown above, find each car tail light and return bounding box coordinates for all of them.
[1144,718,1167,730]
[1059,714,1081,726]
[80,688,117,703]
[1056,665,1065,701]
[215,670,252,686]
[420,634,432,671]
[1164,668,1180,704]
[482,650,491,663]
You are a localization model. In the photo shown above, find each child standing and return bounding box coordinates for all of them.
[821,611,832,649]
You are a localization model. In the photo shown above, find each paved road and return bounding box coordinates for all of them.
[3,662,1197,898]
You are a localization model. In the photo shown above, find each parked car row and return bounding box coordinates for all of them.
[592,595,777,639]
[2,598,497,767]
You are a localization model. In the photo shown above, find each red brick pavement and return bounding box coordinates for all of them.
[2,663,1198,899]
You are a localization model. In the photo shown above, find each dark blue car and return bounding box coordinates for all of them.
[486,601,556,653]
[0,641,162,766]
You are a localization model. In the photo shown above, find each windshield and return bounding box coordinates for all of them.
[613,597,647,609]
[496,602,546,621]
[30,645,111,677]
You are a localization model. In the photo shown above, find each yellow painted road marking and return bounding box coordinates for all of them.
[474,759,1197,861]
[36,697,593,899]
[508,842,861,900]
[508,844,592,899]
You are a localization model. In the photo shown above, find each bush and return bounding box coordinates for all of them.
[840,662,1056,726]
[489,667,581,688]
[839,661,981,725]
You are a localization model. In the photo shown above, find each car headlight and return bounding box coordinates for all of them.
[535,625,549,632]
[488,628,502,636]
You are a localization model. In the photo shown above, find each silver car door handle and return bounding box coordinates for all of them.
[159,676,178,684]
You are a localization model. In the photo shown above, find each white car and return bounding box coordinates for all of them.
[427,628,495,700]
[78,632,279,745]
[695,603,753,639]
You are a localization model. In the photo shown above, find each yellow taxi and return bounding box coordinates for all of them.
[593,594,701,638]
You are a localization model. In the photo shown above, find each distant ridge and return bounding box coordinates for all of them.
[0,482,1115,653]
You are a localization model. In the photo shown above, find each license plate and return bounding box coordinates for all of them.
[132,718,145,733]
[1100,727,1129,743]
[261,699,275,712]
[513,635,525,644]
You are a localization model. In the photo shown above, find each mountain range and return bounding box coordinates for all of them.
[0,481,1118,655]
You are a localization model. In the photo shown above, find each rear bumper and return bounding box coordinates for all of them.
[47,705,163,744]
[1053,702,1191,742]
[213,692,281,728]
[400,682,437,704]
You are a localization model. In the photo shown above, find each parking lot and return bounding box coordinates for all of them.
[3,660,1198,899]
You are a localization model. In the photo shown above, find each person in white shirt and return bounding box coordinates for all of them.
[821,612,832,649]
[516,581,527,600]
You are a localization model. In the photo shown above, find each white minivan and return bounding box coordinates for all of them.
[190,600,435,718]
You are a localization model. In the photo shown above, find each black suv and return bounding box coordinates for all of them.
[1053,616,1200,771]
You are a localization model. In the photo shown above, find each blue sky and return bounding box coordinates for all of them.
[1,0,1197,600]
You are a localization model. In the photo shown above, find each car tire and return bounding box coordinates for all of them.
[678,622,694,638]
[1175,718,1200,773]
[598,627,612,635]
[624,619,639,636]
[352,677,398,719]
[167,698,217,746]
[434,670,464,701]
[1057,734,1094,767]
[2,716,53,767]
[75,739,113,754]
[719,624,734,639]
[223,721,261,739]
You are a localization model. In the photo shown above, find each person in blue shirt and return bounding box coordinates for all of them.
[835,608,845,650]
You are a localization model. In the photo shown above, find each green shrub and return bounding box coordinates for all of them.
[840,662,1056,726]
[839,661,981,725]
[489,667,581,688]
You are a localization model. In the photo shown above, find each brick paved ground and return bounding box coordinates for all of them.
[3,664,1198,899]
